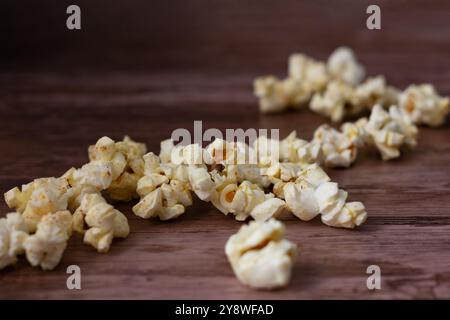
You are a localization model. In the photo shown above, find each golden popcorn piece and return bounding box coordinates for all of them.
[225,219,296,290]
[4,177,72,231]
[399,84,450,127]
[351,76,399,110]
[364,104,418,160]
[23,210,72,270]
[73,194,129,253]
[0,213,29,270]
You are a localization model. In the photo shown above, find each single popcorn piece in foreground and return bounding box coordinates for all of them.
[0,213,29,270]
[327,47,365,86]
[225,219,296,290]
[73,193,129,253]
[364,104,418,160]
[23,210,72,270]
[399,84,450,127]
[4,177,72,231]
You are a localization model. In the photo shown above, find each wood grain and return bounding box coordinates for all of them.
[1,0,450,299]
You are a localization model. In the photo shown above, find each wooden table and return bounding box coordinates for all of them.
[1,0,450,299]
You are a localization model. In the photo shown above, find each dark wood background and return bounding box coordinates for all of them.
[1,0,450,299]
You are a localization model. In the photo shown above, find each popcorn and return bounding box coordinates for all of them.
[288,54,330,92]
[310,80,355,122]
[282,164,367,228]
[279,131,322,165]
[216,181,284,221]
[312,124,358,168]
[225,219,296,290]
[399,84,450,127]
[327,47,365,86]
[133,153,193,220]
[23,210,72,270]
[4,177,72,231]
[351,76,399,110]
[73,194,129,253]
[0,213,29,270]
[364,104,418,160]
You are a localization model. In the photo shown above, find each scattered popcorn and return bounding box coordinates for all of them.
[327,47,365,86]
[225,219,296,290]
[399,84,450,127]
[351,76,399,110]
[288,53,330,93]
[133,153,193,220]
[364,104,418,160]
[23,210,72,270]
[4,177,72,231]
[73,193,129,253]
[0,213,29,270]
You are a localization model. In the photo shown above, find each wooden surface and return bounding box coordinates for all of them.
[1,0,450,299]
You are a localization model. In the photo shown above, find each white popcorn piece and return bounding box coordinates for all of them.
[217,181,284,221]
[4,177,72,231]
[399,84,450,127]
[0,213,29,270]
[73,193,129,253]
[310,80,355,122]
[327,47,365,86]
[133,153,193,220]
[225,219,296,290]
[365,104,418,160]
[23,210,72,270]
[281,164,367,228]
[351,76,399,110]
[279,131,322,165]
[288,53,330,93]
[312,124,358,168]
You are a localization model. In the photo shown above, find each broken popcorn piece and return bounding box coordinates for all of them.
[225,219,296,290]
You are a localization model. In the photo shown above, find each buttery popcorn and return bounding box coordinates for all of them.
[73,193,129,253]
[0,213,29,270]
[133,152,193,220]
[23,210,72,270]
[288,53,330,93]
[399,84,450,127]
[364,104,418,160]
[327,47,365,86]
[351,76,399,110]
[4,177,72,231]
[225,219,296,290]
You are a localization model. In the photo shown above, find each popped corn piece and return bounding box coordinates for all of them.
[312,124,358,168]
[73,193,129,253]
[4,177,72,231]
[288,53,330,92]
[327,47,365,86]
[225,219,296,290]
[133,152,193,220]
[364,104,418,160]
[159,139,175,163]
[310,80,355,122]
[253,76,291,114]
[399,84,450,127]
[351,76,399,110]
[216,181,284,221]
[316,182,367,228]
[279,131,322,165]
[0,213,29,270]
[188,165,216,201]
[23,210,72,270]
[281,163,366,228]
